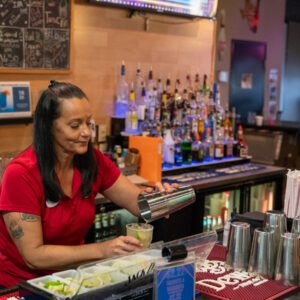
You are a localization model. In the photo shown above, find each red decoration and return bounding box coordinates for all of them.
[240,0,261,33]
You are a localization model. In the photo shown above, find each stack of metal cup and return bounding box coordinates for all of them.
[248,210,300,285]
[225,222,251,271]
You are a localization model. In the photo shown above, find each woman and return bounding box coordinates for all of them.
[0,81,171,287]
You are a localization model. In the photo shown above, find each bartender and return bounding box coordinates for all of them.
[0,81,173,288]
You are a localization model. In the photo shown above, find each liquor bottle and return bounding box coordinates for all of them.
[201,74,210,99]
[157,77,164,99]
[94,214,102,242]
[174,89,183,124]
[147,67,155,96]
[137,86,146,133]
[194,73,201,93]
[181,129,192,164]
[203,127,214,161]
[214,128,224,159]
[186,74,193,96]
[197,114,205,141]
[174,124,183,166]
[153,88,161,122]
[163,129,175,166]
[166,76,172,96]
[231,106,237,139]
[175,79,183,94]
[225,125,235,157]
[234,124,248,157]
[134,63,144,105]
[223,109,233,135]
[125,86,138,133]
[141,108,151,136]
[101,213,109,241]
[192,133,204,162]
[115,61,129,118]
[160,92,168,137]
[109,213,118,239]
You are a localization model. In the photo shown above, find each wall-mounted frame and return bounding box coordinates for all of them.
[0,0,72,74]
[0,82,32,119]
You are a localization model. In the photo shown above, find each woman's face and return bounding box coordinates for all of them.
[52,97,93,156]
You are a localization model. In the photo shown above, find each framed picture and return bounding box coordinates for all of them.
[0,82,31,119]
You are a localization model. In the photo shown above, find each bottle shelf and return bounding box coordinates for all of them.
[162,156,250,174]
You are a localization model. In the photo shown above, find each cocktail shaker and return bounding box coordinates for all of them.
[226,222,251,271]
[138,185,196,223]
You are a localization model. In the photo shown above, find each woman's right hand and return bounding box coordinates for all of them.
[100,236,143,258]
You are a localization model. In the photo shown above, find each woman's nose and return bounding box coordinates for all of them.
[80,124,92,137]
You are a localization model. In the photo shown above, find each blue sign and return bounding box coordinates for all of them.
[0,82,31,118]
[155,261,195,300]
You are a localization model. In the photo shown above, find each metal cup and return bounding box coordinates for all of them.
[248,228,276,279]
[275,233,300,286]
[264,210,287,252]
[291,216,300,235]
[138,185,195,223]
[226,222,251,271]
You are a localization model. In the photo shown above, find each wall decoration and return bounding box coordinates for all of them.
[241,73,253,89]
[0,0,71,73]
[0,82,31,119]
[240,0,261,33]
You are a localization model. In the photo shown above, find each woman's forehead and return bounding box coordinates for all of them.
[58,97,92,118]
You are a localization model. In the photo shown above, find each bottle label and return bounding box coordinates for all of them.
[215,144,224,158]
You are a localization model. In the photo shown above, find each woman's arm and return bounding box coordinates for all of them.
[102,174,142,217]
[3,211,142,270]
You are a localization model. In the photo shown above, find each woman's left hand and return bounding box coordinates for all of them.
[144,182,179,194]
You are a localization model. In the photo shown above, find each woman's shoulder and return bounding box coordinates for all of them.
[7,146,39,175]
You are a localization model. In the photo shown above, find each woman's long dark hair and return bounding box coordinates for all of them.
[33,80,98,202]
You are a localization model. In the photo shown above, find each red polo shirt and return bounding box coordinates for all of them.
[0,146,120,287]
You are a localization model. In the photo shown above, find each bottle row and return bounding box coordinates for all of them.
[94,212,119,243]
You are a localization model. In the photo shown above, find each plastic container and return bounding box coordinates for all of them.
[27,274,85,298]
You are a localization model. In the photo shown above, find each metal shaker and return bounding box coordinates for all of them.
[275,233,300,286]
[248,228,276,279]
[138,185,196,223]
[226,222,251,271]
[264,210,287,255]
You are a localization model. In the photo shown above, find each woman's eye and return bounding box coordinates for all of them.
[70,123,79,129]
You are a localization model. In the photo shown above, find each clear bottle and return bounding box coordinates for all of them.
[157,77,164,100]
[125,86,138,133]
[163,129,175,166]
[134,63,144,105]
[147,67,155,96]
[137,86,146,133]
[174,124,183,166]
[214,128,224,159]
[194,73,201,93]
[115,61,129,118]
[203,127,214,161]
[166,76,172,96]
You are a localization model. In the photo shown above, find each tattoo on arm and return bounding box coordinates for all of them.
[8,221,24,240]
[20,213,39,222]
